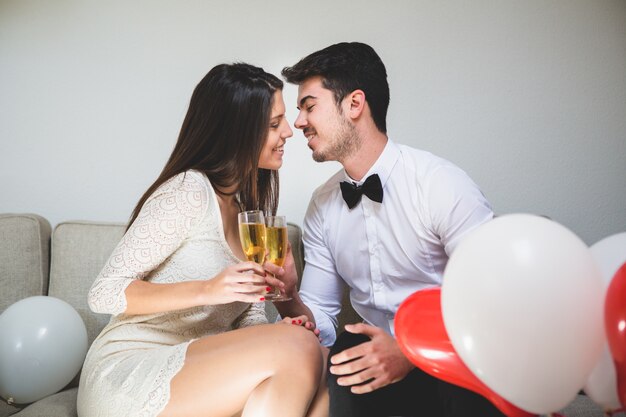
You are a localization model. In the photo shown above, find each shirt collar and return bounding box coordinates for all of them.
[342,139,400,189]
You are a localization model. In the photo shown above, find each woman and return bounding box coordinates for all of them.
[77,63,328,417]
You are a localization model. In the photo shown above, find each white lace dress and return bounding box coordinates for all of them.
[76,170,267,417]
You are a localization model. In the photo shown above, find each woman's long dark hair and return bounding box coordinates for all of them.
[127,63,283,230]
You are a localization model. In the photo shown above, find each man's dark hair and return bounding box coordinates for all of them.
[282,42,389,134]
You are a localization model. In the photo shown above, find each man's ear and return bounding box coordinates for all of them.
[345,89,366,120]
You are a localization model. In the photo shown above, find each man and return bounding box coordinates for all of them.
[274,42,502,417]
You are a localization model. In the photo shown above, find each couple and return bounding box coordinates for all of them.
[77,43,501,417]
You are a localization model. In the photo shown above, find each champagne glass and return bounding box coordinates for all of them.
[264,215,292,302]
[238,210,267,265]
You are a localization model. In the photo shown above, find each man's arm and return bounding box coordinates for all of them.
[426,163,494,255]
[269,253,344,344]
[271,196,345,346]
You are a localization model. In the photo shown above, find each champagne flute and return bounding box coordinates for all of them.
[238,209,267,264]
[264,215,292,302]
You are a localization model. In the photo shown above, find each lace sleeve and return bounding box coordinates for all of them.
[233,302,268,328]
[88,173,209,315]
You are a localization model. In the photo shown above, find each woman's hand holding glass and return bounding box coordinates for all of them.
[202,262,271,304]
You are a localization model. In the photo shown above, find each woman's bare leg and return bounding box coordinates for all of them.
[159,323,323,417]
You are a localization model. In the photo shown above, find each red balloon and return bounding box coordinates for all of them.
[605,262,626,407]
[395,287,535,417]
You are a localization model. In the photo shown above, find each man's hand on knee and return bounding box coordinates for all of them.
[328,323,415,394]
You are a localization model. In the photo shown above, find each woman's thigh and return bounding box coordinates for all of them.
[160,323,323,417]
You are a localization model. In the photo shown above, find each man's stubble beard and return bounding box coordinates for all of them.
[312,116,362,163]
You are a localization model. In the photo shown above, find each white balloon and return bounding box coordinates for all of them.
[441,214,604,414]
[584,232,626,410]
[584,345,620,411]
[590,232,626,282]
[0,296,88,404]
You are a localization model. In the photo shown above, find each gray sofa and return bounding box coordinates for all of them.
[0,213,618,417]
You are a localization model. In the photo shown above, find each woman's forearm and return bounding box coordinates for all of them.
[123,279,207,315]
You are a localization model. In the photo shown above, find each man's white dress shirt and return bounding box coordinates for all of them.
[300,140,494,346]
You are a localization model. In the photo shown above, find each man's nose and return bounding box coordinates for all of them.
[294,112,306,130]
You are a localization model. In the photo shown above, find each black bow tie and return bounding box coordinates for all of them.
[340,174,384,209]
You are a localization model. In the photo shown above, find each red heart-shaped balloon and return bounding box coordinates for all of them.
[395,287,535,417]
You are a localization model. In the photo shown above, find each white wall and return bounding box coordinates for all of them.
[1,0,624,245]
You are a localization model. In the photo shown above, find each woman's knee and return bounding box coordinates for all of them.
[274,325,323,377]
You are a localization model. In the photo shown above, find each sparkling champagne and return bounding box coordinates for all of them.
[266,226,288,267]
[238,222,266,264]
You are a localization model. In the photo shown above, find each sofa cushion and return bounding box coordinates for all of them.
[0,214,51,314]
[48,221,125,349]
[0,400,22,417]
[12,388,77,417]
[287,222,304,280]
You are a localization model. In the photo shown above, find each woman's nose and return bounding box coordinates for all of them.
[283,123,293,139]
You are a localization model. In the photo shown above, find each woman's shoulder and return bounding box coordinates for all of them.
[146,170,214,219]
[159,170,212,193]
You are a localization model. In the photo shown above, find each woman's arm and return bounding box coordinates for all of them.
[122,261,269,315]
[88,173,269,316]
[88,177,204,315]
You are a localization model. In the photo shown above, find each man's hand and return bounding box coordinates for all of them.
[329,323,414,394]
